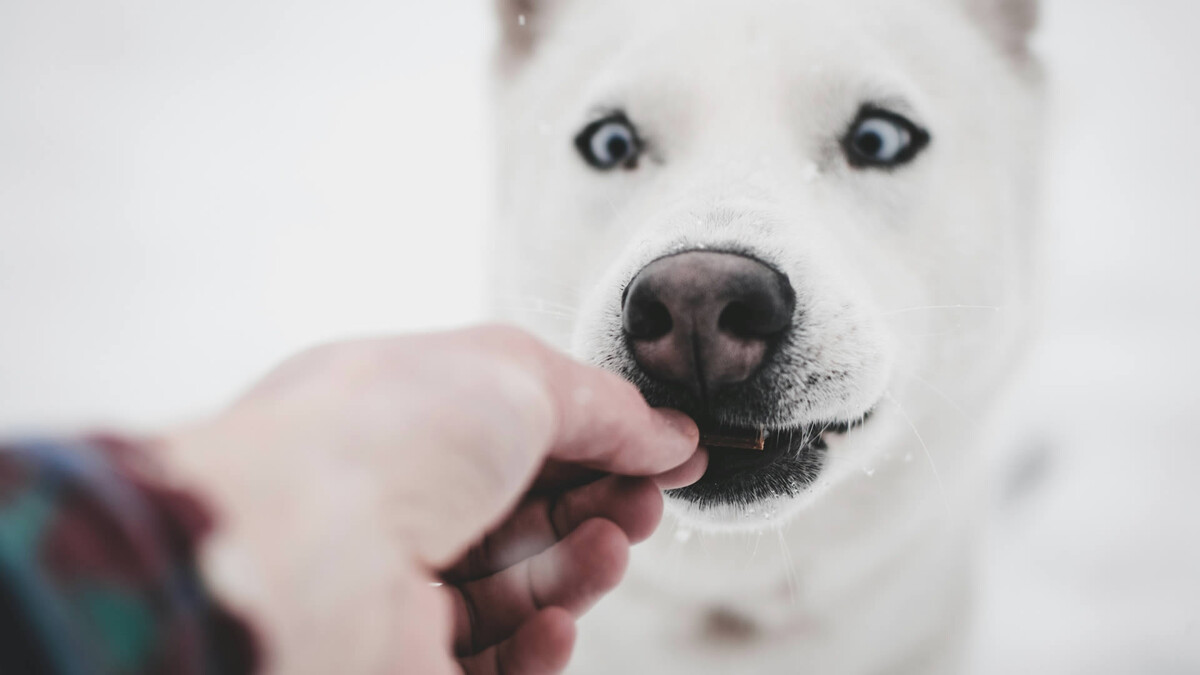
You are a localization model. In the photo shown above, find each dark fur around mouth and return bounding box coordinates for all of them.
[667,416,869,508]
[597,312,876,508]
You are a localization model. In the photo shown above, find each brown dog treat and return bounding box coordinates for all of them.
[699,427,767,451]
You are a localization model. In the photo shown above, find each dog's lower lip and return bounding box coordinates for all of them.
[696,411,870,450]
[667,411,873,507]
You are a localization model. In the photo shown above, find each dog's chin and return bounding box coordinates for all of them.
[664,414,871,529]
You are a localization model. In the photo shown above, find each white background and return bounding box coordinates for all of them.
[0,1,493,431]
[1,0,1198,671]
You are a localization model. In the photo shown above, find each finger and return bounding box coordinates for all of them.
[443,476,662,582]
[458,607,575,675]
[448,518,628,655]
[528,460,604,493]
[442,325,701,476]
[385,325,697,567]
[653,448,709,490]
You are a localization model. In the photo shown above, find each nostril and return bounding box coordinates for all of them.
[718,295,792,339]
[624,299,673,340]
[718,302,761,338]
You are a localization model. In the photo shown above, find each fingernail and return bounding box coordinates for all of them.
[653,408,699,442]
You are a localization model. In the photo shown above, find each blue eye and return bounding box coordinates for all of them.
[843,108,930,168]
[575,112,642,170]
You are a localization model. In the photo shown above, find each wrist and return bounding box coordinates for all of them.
[159,412,409,673]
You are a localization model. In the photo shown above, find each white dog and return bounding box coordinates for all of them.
[488,0,1043,672]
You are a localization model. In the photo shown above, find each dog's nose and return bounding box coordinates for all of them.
[622,251,795,399]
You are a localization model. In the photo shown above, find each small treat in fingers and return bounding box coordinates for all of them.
[698,425,767,451]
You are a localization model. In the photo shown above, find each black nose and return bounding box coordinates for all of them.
[622,251,795,399]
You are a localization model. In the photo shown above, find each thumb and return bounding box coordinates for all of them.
[390,326,698,569]
[391,356,559,569]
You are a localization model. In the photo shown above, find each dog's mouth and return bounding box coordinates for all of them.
[667,413,872,508]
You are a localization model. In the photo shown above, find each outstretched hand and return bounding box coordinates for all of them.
[164,325,705,674]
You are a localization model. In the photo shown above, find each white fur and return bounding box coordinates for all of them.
[489,0,1042,671]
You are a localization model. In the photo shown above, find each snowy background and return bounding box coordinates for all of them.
[1,0,1197,672]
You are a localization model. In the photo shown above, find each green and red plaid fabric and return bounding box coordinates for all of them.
[0,436,259,674]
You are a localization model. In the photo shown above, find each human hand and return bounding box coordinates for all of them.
[438,449,706,674]
[163,325,704,674]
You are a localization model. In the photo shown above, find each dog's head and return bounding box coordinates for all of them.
[490,0,1042,528]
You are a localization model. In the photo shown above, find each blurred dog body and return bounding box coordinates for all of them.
[490,0,1042,672]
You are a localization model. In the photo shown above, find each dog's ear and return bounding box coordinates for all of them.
[963,0,1039,59]
[495,0,560,62]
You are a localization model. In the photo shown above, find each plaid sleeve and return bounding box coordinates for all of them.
[0,436,259,675]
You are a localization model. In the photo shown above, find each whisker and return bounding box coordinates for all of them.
[878,304,1002,318]
[777,529,799,606]
[494,276,586,295]
[493,296,581,313]
[816,420,833,439]
[891,330,989,340]
[496,307,579,321]
[885,390,949,517]
[667,517,688,583]
[747,529,764,568]
[898,370,969,419]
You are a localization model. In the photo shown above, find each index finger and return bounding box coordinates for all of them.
[454,325,700,476]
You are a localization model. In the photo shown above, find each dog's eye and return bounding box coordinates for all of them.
[575,112,642,170]
[843,108,930,168]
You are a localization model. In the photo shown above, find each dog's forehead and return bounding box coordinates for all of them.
[550,0,958,70]
[534,0,986,127]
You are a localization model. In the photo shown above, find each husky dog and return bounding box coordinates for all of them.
[489,0,1042,672]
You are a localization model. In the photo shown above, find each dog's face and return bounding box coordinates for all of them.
[491,0,1041,528]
